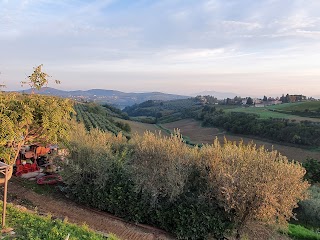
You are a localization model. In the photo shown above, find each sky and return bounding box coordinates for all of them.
[1,0,320,97]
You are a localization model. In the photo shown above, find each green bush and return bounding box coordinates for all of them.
[62,125,233,239]
[295,185,320,228]
[62,124,308,239]
[303,158,320,183]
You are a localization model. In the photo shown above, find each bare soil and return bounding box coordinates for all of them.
[115,118,169,136]
[162,119,320,162]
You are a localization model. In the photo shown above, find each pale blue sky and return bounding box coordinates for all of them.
[1,0,320,96]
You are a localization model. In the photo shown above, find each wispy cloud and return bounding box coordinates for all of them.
[1,0,320,96]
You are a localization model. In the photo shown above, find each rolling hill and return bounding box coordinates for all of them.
[20,87,189,108]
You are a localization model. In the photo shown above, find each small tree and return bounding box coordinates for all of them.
[21,64,60,93]
[246,97,253,105]
[303,158,320,183]
[0,66,73,165]
[201,139,309,239]
[0,93,74,165]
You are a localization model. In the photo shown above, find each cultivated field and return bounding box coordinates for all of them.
[224,106,320,122]
[267,101,320,111]
[162,119,320,162]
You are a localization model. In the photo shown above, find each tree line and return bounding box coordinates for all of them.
[198,106,320,147]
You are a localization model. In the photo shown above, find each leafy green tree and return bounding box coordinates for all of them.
[0,93,74,164]
[21,64,60,92]
[246,97,253,105]
[303,158,320,183]
[0,66,73,164]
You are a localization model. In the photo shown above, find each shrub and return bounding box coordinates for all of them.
[198,139,309,238]
[295,185,320,228]
[303,158,320,183]
[130,130,195,201]
[62,126,309,239]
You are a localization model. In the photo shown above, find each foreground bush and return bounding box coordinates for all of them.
[199,140,309,238]
[62,125,309,239]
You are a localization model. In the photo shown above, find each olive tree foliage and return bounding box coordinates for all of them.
[0,66,74,165]
[131,130,196,202]
[199,139,309,238]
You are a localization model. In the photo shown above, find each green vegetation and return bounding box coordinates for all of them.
[268,101,320,112]
[294,185,320,229]
[0,65,74,165]
[287,224,320,240]
[267,101,320,119]
[62,124,309,239]
[224,106,304,120]
[2,203,106,240]
[0,92,74,165]
[74,103,130,137]
[123,98,202,123]
[303,158,320,183]
[199,108,320,147]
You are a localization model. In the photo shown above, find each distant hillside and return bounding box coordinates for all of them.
[194,90,239,99]
[20,87,189,108]
[123,98,204,123]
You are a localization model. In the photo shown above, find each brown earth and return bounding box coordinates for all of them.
[114,118,168,136]
[162,119,320,162]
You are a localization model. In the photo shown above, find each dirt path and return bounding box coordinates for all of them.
[6,179,175,240]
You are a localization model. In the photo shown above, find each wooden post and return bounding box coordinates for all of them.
[2,168,8,228]
[0,163,13,231]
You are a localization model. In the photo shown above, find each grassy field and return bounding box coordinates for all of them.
[162,119,320,162]
[267,101,320,111]
[224,106,320,122]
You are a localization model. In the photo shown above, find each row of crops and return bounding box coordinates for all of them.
[74,103,130,137]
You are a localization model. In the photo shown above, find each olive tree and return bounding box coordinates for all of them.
[200,139,309,239]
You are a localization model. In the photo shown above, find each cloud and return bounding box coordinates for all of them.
[1,0,320,96]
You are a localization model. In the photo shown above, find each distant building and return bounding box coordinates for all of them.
[289,95,306,102]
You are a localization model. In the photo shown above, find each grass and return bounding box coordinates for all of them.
[267,102,320,112]
[287,224,320,240]
[12,177,55,195]
[1,203,109,240]
[225,106,320,122]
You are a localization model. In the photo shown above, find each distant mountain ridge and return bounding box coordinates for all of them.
[19,87,190,108]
